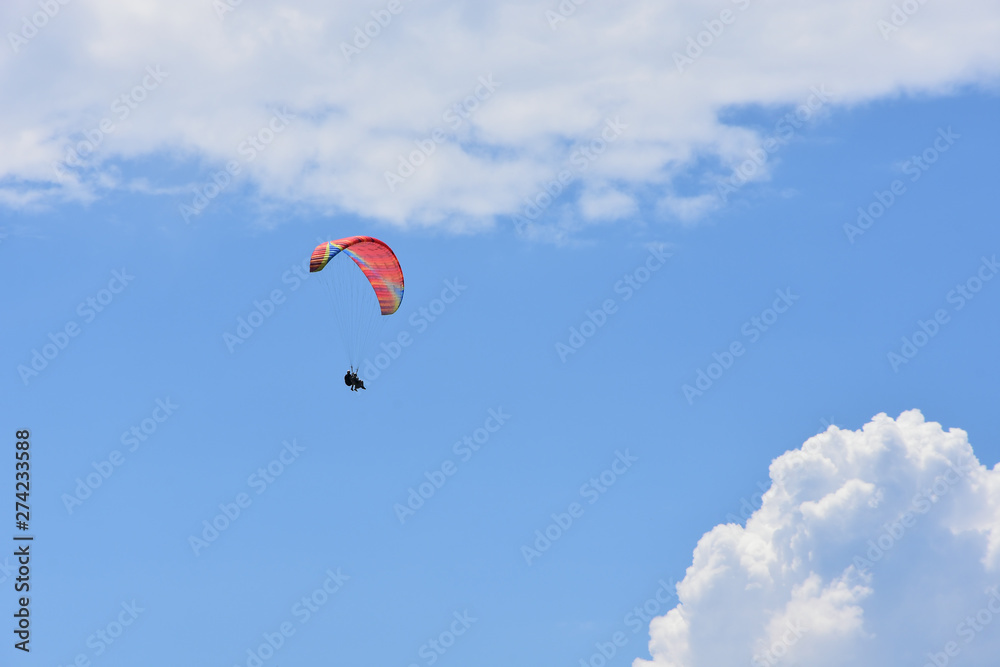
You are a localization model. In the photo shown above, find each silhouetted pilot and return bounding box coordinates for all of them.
[345,369,365,391]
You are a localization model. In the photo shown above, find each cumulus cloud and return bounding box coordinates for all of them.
[2,0,998,231]
[635,410,1000,667]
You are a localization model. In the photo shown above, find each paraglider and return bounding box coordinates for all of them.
[344,367,365,392]
[310,236,403,391]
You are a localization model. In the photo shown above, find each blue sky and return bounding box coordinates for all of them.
[3,2,1000,666]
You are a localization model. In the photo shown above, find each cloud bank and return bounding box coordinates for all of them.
[2,0,998,230]
[636,410,1000,667]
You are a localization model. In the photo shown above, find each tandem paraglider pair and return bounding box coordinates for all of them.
[344,368,365,391]
[310,236,404,393]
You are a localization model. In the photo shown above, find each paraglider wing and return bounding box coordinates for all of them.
[310,236,404,315]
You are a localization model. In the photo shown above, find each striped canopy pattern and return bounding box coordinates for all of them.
[309,236,404,315]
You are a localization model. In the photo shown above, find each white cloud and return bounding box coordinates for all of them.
[1,0,998,231]
[656,194,721,225]
[579,187,638,222]
[634,410,1000,667]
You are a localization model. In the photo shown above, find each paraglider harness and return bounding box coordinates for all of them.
[345,367,366,392]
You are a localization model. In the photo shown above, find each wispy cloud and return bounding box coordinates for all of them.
[1,0,997,232]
